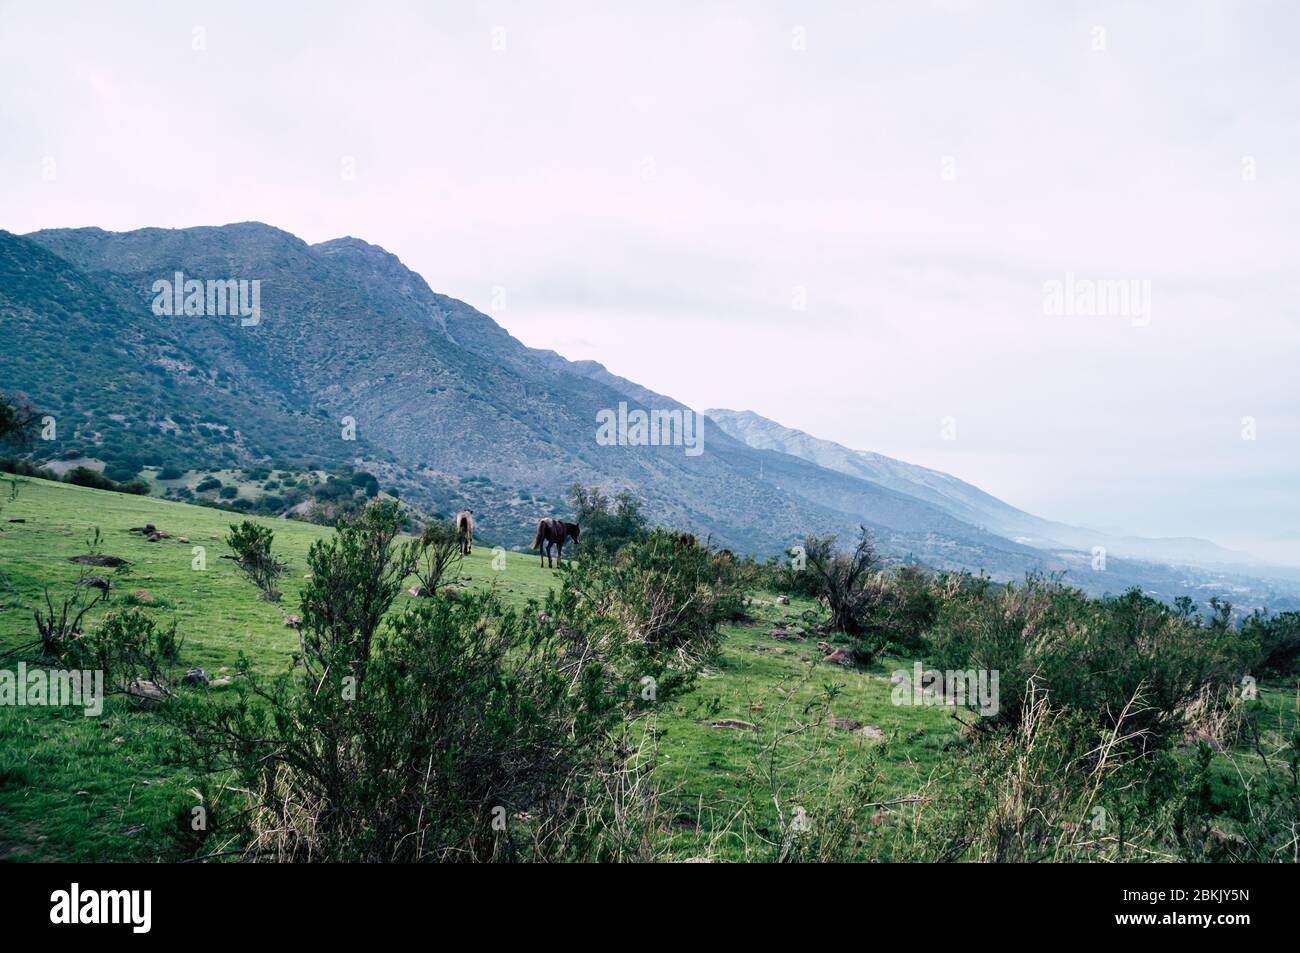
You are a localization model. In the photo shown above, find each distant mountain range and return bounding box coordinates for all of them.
[2,221,1297,612]
[705,408,1257,568]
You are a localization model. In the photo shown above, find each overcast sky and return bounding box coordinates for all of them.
[2,1,1297,562]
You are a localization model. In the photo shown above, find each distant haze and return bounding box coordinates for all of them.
[2,1,1297,563]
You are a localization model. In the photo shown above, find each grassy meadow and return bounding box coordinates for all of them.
[0,477,956,861]
[1,477,1295,862]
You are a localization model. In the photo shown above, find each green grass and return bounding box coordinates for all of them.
[0,477,1293,861]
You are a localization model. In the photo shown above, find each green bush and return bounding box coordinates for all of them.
[565,484,647,555]
[64,466,114,490]
[1241,610,1300,678]
[225,520,288,599]
[172,501,666,862]
[544,528,744,701]
[927,577,1256,744]
[75,607,182,694]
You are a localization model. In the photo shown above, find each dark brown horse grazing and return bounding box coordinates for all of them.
[531,518,580,568]
[678,532,697,549]
[455,510,474,555]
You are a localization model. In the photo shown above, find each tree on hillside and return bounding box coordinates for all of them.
[225,521,289,601]
[805,527,881,635]
[0,392,38,448]
[413,518,462,595]
[566,484,647,554]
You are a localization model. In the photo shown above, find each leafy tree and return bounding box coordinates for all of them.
[225,521,289,601]
[565,484,647,554]
[296,499,421,679]
[805,527,881,636]
[0,392,37,448]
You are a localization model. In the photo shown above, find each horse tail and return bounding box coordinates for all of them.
[530,520,545,551]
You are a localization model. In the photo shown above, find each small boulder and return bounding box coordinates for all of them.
[775,595,790,605]
[822,649,853,666]
[126,679,168,705]
[829,717,862,731]
[182,668,209,687]
[407,585,427,597]
[856,725,885,738]
[283,614,302,627]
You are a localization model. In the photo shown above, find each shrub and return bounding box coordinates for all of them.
[296,500,421,671]
[927,577,1256,744]
[544,528,743,700]
[913,682,1168,862]
[872,563,939,653]
[225,521,289,601]
[1241,610,1300,678]
[803,528,890,659]
[413,519,462,595]
[566,484,647,554]
[76,607,182,696]
[103,461,141,483]
[64,466,114,490]
[771,535,831,598]
[172,506,665,861]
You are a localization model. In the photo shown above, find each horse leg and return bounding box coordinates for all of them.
[556,540,564,565]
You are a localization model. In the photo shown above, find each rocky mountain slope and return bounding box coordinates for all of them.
[706,408,1257,567]
[3,222,1294,609]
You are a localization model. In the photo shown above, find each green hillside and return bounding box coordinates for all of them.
[0,478,955,861]
[2,478,1296,862]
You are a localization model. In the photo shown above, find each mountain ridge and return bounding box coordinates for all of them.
[706,407,1258,569]
[4,221,1295,612]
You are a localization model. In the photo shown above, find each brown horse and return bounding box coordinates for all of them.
[531,518,581,568]
[455,510,474,555]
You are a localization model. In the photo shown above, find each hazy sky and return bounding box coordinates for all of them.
[2,1,1297,562]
